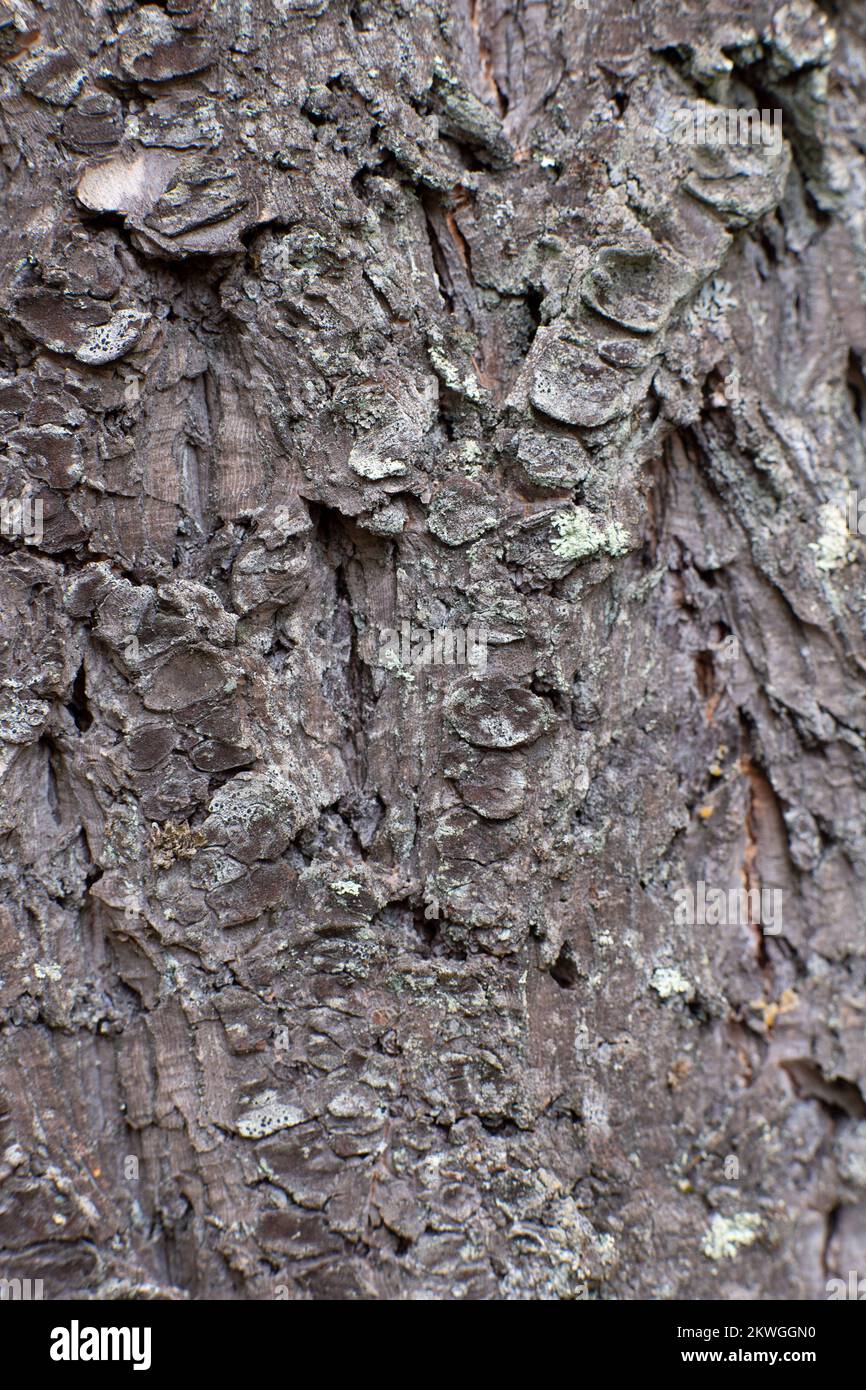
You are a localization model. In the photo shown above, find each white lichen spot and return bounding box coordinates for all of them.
[810,502,850,571]
[702,1212,763,1260]
[651,966,695,1001]
[0,685,50,744]
[326,1083,384,1120]
[33,961,63,982]
[236,1096,305,1139]
[75,309,148,366]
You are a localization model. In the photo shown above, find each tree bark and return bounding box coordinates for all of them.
[1,0,865,1300]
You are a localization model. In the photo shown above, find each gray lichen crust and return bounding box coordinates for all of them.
[0,0,865,1301]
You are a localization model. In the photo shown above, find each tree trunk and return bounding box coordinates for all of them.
[1,0,864,1300]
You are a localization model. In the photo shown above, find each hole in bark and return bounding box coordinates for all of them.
[754,224,779,272]
[478,1114,519,1134]
[350,154,398,201]
[686,995,712,1025]
[847,349,866,425]
[67,663,93,731]
[347,1,374,32]
[439,133,492,173]
[422,196,458,313]
[780,1059,866,1119]
[645,376,662,425]
[694,649,715,700]
[822,1202,841,1277]
[550,941,580,989]
[413,904,439,953]
[38,733,61,819]
[525,285,544,344]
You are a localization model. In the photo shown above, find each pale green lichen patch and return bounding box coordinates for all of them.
[701,1212,763,1260]
[330,878,361,896]
[348,447,408,480]
[550,507,631,564]
[426,341,484,402]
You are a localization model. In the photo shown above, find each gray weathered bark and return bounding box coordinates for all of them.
[1,0,865,1300]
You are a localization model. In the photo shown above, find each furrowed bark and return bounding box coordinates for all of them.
[0,0,865,1300]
